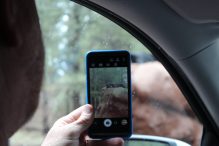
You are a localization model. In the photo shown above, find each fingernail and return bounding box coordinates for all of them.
[84,105,93,114]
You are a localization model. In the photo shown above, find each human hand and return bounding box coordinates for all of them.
[41,104,124,146]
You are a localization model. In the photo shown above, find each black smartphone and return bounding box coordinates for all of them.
[86,50,132,138]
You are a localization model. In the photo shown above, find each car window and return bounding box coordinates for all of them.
[10,1,202,146]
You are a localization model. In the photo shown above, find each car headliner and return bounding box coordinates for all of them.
[72,0,219,142]
[164,0,219,24]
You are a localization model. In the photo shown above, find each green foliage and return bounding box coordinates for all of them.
[11,1,151,145]
[90,67,127,92]
[35,0,149,112]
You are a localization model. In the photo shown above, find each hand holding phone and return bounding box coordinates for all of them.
[86,50,132,138]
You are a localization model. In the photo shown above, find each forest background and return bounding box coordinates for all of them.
[10,0,148,145]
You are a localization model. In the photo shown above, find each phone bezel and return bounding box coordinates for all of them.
[86,50,132,138]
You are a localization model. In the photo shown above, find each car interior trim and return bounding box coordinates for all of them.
[71,0,219,142]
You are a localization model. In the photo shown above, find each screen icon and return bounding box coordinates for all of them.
[121,119,128,126]
[99,63,103,67]
[114,120,118,125]
[106,63,110,67]
[91,63,95,67]
[103,119,112,127]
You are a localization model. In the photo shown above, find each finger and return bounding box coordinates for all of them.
[86,138,124,146]
[68,105,94,133]
[56,104,93,125]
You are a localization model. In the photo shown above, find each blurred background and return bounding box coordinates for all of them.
[9,0,202,146]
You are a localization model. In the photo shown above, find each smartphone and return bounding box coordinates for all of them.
[86,50,132,138]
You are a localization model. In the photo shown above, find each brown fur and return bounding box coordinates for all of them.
[132,62,202,146]
[96,87,128,118]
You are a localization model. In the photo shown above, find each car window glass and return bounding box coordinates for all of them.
[10,1,202,146]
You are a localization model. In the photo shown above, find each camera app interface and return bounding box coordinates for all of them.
[87,52,131,136]
[90,67,128,119]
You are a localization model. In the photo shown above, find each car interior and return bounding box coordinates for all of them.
[70,0,219,146]
[8,0,219,146]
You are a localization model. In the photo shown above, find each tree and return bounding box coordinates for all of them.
[36,0,149,125]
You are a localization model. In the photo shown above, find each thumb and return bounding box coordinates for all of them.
[69,104,94,134]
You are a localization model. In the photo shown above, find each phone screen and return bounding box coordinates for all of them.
[86,50,132,138]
